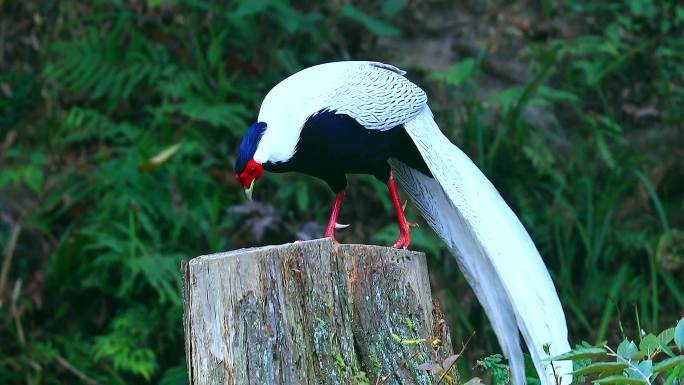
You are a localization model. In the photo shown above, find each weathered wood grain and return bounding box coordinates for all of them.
[183,238,454,385]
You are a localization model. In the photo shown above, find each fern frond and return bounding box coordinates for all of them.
[92,307,159,380]
[45,27,172,107]
[63,107,141,143]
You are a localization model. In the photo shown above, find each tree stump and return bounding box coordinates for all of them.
[182,238,455,385]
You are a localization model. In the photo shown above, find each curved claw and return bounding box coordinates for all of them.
[335,222,350,229]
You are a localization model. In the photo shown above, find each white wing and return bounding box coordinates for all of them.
[394,106,572,385]
[325,62,427,130]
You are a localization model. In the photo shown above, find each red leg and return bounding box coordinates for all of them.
[387,173,412,249]
[324,190,346,243]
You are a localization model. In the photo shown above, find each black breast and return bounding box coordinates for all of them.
[264,109,431,192]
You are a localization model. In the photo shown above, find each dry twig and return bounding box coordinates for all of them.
[55,355,103,385]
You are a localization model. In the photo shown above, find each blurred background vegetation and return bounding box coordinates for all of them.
[0,0,682,384]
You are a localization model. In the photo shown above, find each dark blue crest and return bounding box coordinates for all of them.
[234,122,267,173]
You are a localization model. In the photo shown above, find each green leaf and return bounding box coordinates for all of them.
[675,318,684,349]
[381,0,407,18]
[295,185,309,213]
[663,365,684,385]
[477,355,509,385]
[537,85,580,104]
[275,48,299,73]
[24,165,44,193]
[339,5,400,36]
[597,115,623,134]
[487,86,524,117]
[430,58,476,88]
[232,0,272,17]
[627,360,652,379]
[617,339,639,361]
[633,169,671,235]
[594,375,648,385]
[547,346,607,361]
[207,31,228,70]
[659,340,676,358]
[573,362,628,376]
[573,59,603,86]
[159,364,188,385]
[522,131,554,173]
[627,0,657,18]
[652,356,684,373]
[639,334,660,356]
[29,152,48,165]
[659,328,675,345]
[594,132,616,169]
[0,169,20,189]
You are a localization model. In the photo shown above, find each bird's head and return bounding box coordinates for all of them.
[234,122,267,200]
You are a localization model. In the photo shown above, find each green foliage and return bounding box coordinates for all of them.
[477,354,510,385]
[547,318,684,385]
[44,26,170,110]
[92,307,159,380]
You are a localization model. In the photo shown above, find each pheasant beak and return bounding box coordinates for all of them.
[244,179,255,201]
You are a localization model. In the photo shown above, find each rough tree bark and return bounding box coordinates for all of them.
[182,238,455,385]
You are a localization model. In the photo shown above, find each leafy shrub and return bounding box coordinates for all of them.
[546,317,684,385]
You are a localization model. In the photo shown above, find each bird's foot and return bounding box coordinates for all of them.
[391,233,410,249]
[388,177,412,249]
[391,221,412,249]
[323,191,346,245]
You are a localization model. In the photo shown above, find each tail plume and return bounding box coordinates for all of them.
[392,106,572,385]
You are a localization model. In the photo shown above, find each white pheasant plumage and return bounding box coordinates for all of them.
[234,61,572,385]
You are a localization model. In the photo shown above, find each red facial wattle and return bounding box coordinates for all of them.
[237,159,263,188]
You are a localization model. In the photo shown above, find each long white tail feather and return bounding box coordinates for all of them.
[393,106,572,385]
[391,161,528,385]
